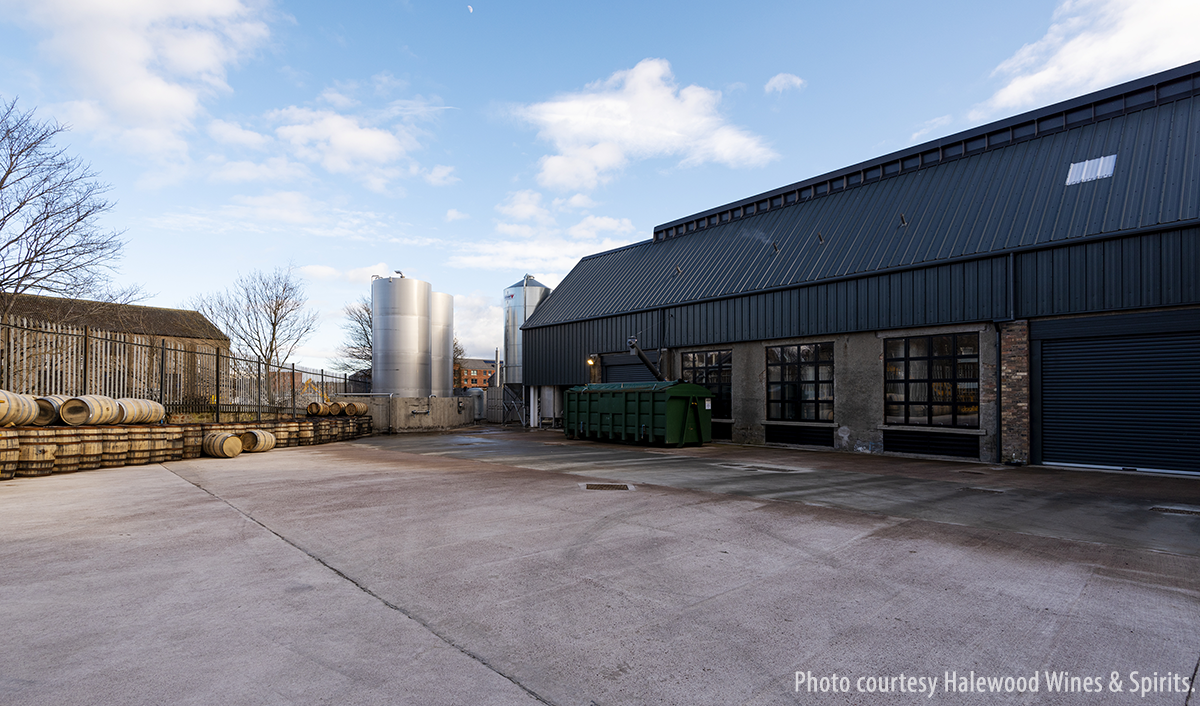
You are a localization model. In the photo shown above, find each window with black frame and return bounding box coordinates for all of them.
[766,342,834,421]
[884,333,979,427]
[680,350,732,419]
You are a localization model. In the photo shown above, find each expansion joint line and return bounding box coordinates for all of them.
[165,467,558,706]
[1187,650,1200,706]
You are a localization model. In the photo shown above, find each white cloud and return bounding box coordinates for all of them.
[971,0,1200,121]
[13,0,270,162]
[452,294,503,358]
[149,191,406,242]
[208,119,271,149]
[516,58,777,191]
[210,156,308,182]
[270,106,422,191]
[319,87,360,109]
[566,215,634,240]
[764,73,806,94]
[424,164,458,186]
[445,208,470,222]
[553,193,599,210]
[495,190,554,224]
[910,114,954,143]
[299,262,391,284]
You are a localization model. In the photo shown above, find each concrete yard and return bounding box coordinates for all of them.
[2,427,1198,705]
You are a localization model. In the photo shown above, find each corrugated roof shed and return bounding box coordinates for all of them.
[6,293,230,342]
[525,61,1200,329]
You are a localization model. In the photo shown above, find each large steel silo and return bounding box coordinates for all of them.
[430,291,454,397]
[372,276,432,396]
[502,275,551,385]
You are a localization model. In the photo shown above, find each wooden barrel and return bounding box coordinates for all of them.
[34,395,71,426]
[0,390,41,427]
[306,402,328,417]
[101,428,129,467]
[202,432,242,458]
[115,398,148,424]
[0,429,18,480]
[296,421,315,445]
[182,425,204,459]
[278,421,298,447]
[126,428,154,465]
[51,429,82,473]
[239,429,276,453]
[59,395,121,426]
[78,428,104,470]
[327,401,343,416]
[147,427,172,463]
[16,428,56,476]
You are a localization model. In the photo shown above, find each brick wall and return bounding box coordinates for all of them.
[1000,320,1030,463]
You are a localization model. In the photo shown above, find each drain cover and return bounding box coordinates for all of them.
[581,483,635,491]
[1149,506,1200,517]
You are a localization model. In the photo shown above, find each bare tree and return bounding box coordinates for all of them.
[331,295,371,373]
[452,335,466,387]
[190,266,318,368]
[0,97,137,322]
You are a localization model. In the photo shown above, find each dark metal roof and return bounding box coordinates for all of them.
[525,61,1200,329]
[6,293,230,341]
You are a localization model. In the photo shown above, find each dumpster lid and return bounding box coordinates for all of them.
[567,381,713,396]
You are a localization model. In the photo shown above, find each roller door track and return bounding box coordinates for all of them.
[1040,332,1200,474]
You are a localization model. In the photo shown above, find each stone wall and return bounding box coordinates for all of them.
[999,320,1031,464]
[338,396,474,433]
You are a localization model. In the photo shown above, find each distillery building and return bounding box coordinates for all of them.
[520,61,1200,475]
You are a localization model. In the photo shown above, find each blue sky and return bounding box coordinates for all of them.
[2,0,1198,366]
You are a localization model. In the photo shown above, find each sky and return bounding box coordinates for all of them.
[2,0,1198,367]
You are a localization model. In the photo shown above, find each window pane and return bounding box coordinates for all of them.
[818,383,833,400]
[799,345,815,363]
[682,371,694,383]
[818,343,834,362]
[767,402,782,420]
[768,366,781,382]
[909,405,928,424]
[885,362,906,380]
[909,360,928,380]
[766,347,780,364]
[719,350,732,365]
[957,382,979,405]
[692,370,706,385]
[800,366,814,381]
[957,333,979,356]
[818,402,834,421]
[782,346,798,363]
[932,381,954,403]
[768,384,782,400]
[885,405,905,424]
[785,366,799,382]
[931,358,953,379]
[682,353,694,366]
[909,337,928,357]
[801,384,816,400]
[932,335,953,357]
[885,339,905,359]
[957,359,979,380]
[886,383,905,401]
[801,402,816,420]
[818,365,833,381]
[908,383,927,402]
[956,407,979,426]
[706,351,718,366]
[931,405,953,426]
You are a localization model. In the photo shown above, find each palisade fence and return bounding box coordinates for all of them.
[1,318,370,421]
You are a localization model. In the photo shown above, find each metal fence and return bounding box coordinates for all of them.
[1,318,369,421]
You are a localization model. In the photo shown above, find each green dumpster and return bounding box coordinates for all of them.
[564,381,713,447]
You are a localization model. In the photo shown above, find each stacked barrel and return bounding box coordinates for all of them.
[1,389,372,481]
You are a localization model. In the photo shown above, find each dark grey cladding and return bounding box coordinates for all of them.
[525,61,1200,332]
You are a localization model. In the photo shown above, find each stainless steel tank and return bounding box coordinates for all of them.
[503,275,551,385]
[430,291,454,397]
[372,276,431,396]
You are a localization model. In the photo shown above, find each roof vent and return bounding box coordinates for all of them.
[1065,155,1116,185]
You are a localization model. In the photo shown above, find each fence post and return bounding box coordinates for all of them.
[291,363,296,420]
[256,360,262,423]
[159,339,167,410]
[215,348,221,424]
[83,326,90,394]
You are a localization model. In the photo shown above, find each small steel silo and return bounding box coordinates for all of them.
[372,276,432,397]
[502,275,551,385]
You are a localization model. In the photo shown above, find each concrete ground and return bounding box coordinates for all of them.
[2,427,1198,705]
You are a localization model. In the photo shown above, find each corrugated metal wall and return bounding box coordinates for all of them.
[525,227,1200,386]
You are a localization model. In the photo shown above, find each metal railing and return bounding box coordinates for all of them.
[1,318,368,421]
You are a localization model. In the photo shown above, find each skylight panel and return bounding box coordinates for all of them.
[1065,155,1117,185]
